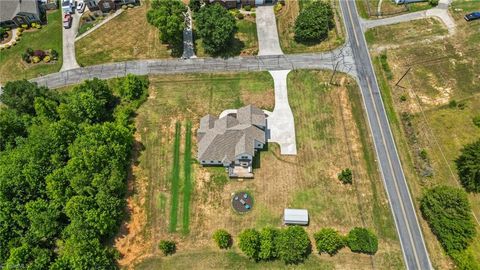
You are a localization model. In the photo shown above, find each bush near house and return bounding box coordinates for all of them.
[159,240,176,256]
[276,226,311,264]
[314,228,346,255]
[294,1,334,43]
[347,227,378,255]
[213,229,232,249]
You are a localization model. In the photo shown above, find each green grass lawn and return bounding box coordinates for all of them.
[195,18,258,57]
[276,1,344,54]
[366,14,480,269]
[182,121,193,235]
[0,10,62,83]
[168,122,182,232]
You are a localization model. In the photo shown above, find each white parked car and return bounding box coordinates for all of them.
[76,1,85,13]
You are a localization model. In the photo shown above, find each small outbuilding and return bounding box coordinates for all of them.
[283,209,309,225]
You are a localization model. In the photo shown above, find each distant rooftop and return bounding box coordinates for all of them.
[0,0,39,22]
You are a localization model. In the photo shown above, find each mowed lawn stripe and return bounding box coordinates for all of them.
[182,121,193,234]
[169,121,182,232]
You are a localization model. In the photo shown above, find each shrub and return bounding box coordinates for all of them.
[32,56,40,63]
[244,5,251,11]
[33,50,45,59]
[420,186,476,254]
[449,99,457,108]
[294,1,334,43]
[17,31,22,36]
[419,149,428,161]
[236,13,244,20]
[400,95,407,102]
[274,3,283,14]
[51,49,59,60]
[338,168,352,184]
[21,24,28,29]
[473,115,480,128]
[21,53,30,63]
[35,24,41,29]
[259,227,279,260]
[314,228,345,256]
[158,240,176,256]
[44,55,51,63]
[238,228,261,261]
[429,0,439,6]
[17,27,24,33]
[276,226,311,264]
[456,140,480,192]
[347,227,378,255]
[26,47,34,55]
[6,44,11,49]
[213,229,232,249]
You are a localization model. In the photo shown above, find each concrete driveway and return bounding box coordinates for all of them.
[61,11,81,71]
[255,5,283,56]
[266,70,297,155]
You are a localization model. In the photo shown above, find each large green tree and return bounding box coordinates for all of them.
[0,108,29,151]
[420,186,476,254]
[456,140,480,192]
[294,1,334,43]
[195,4,237,54]
[0,80,49,114]
[276,226,311,264]
[147,0,186,55]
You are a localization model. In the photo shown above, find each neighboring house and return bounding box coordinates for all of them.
[283,209,309,225]
[209,0,283,9]
[86,0,138,12]
[0,0,45,28]
[197,105,267,178]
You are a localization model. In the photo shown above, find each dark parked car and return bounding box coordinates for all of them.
[464,12,480,21]
[63,14,72,29]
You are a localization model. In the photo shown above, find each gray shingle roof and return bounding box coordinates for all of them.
[0,0,39,22]
[197,105,266,164]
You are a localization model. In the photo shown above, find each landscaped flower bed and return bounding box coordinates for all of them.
[21,48,58,64]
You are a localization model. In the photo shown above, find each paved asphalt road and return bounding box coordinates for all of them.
[31,49,357,88]
[339,1,432,269]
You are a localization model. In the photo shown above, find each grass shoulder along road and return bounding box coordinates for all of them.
[0,10,62,83]
[117,71,403,269]
[366,14,480,269]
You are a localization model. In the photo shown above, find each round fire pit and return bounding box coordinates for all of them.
[232,191,253,213]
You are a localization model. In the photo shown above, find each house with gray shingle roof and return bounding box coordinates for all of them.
[197,105,266,178]
[0,0,44,29]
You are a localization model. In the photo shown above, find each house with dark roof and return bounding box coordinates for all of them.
[197,105,267,178]
[0,0,45,28]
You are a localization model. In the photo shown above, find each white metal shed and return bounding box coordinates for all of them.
[283,209,309,225]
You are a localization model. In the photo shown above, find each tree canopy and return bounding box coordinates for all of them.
[195,4,237,54]
[456,140,480,192]
[420,186,476,254]
[346,227,378,255]
[213,229,232,249]
[0,75,148,268]
[147,0,186,56]
[314,228,345,255]
[238,228,261,261]
[276,226,311,264]
[294,1,334,43]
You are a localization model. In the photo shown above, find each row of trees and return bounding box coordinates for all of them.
[0,75,148,269]
[210,226,378,264]
[147,0,238,56]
